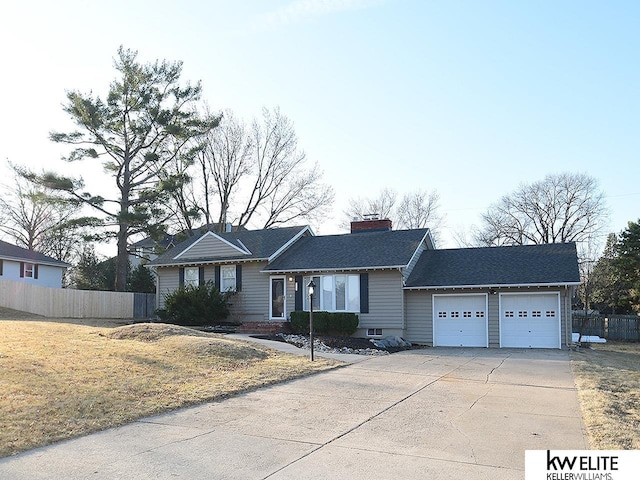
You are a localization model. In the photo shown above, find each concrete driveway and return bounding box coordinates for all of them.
[0,347,587,479]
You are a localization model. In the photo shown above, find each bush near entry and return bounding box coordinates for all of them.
[289,311,359,336]
[157,281,233,326]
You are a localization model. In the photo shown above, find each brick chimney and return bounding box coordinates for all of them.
[350,218,393,233]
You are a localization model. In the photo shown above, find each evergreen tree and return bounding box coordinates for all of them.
[72,245,105,290]
[29,47,218,291]
[615,220,640,312]
[128,263,156,293]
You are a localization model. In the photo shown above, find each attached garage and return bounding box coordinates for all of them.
[500,293,561,348]
[433,294,488,347]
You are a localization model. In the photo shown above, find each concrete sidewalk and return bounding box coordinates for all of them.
[0,348,587,479]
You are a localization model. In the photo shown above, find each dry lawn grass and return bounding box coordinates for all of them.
[570,341,640,449]
[0,320,340,458]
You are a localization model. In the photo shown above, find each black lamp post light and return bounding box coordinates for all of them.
[307,280,316,361]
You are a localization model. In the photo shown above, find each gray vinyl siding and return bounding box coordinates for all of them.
[177,235,247,260]
[488,292,500,347]
[403,286,573,348]
[285,276,296,319]
[404,290,432,344]
[231,262,270,322]
[561,287,573,346]
[155,262,272,322]
[156,267,181,309]
[357,270,404,332]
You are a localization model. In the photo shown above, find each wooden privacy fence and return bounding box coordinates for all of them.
[0,279,155,319]
[572,314,640,341]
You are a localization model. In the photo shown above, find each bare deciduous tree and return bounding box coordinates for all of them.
[192,107,334,232]
[0,163,94,262]
[343,188,443,238]
[343,188,397,225]
[397,190,443,230]
[473,173,608,247]
[202,109,252,229]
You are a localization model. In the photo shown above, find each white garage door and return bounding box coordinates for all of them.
[500,294,561,348]
[433,295,487,347]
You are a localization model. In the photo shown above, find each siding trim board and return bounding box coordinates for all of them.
[149,258,268,268]
[263,265,406,274]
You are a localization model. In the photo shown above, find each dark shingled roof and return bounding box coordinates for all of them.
[264,229,429,271]
[405,242,580,288]
[147,226,309,266]
[0,240,70,267]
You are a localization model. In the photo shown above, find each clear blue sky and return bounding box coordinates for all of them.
[1,0,638,250]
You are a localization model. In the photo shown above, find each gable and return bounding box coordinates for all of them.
[175,232,249,260]
[147,226,311,267]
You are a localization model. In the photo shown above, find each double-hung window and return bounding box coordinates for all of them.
[24,263,35,278]
[184,267,199,288]
[303,274,360,312]
[221,265,236,292]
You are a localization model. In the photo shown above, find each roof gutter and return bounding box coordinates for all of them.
[149,257,269,268]
[262,264,407,274]
[403,281,582,290]
[0,255,71,268]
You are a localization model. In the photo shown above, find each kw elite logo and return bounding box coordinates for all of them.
[546,450,616,480]
[525,450,639,480]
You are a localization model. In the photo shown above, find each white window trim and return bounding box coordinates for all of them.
[24,262,35,278]
[184,267,199,288]
[302,274,360,313]
[270,276,286,320]
[366,328,383,337]
[220,265,237,292]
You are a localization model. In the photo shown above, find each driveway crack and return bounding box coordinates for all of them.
[486,354,511,383]
[261,355,483,479]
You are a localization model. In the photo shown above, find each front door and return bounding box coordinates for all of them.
[270,277,285,319]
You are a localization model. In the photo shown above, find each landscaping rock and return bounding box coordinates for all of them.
[261,334,393,356]
[369,336,412,349]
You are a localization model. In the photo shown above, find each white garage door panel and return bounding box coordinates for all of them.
[434,295,487,347]
[501,294,560,348]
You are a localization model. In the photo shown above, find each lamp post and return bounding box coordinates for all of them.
[307,280,316,361]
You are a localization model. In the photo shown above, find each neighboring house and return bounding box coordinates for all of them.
[0,240,71,288]
[147,219,581,349]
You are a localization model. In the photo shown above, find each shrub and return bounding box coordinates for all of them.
[289,311,359,336]
[157,281,233,326]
